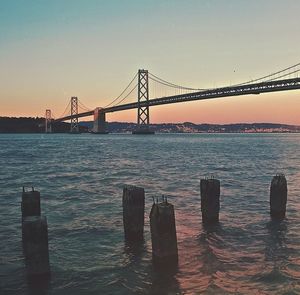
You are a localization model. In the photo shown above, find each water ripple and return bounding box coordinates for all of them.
[1,133,300,294]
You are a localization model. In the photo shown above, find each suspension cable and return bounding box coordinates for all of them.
[78,103,90,112]
[56,62,300,117]
[114,84,138,106]
[149,76,199,93]
[104,72,138,108]
[150,62,300,91]
[78,99,92,111]
[58,100,71,118]
[263,68,300,83]
[231,62,300,87]
[149,72,206,91]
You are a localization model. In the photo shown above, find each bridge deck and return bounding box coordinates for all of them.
[54,77,300,122]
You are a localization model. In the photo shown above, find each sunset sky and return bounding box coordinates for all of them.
[0,0,300,124]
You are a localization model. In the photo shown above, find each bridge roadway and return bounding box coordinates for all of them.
[54,77,300,122]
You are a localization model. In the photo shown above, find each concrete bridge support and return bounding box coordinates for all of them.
[133,69,154,134]
[270,174,287,219]
[45,110,52,133]
[150,197,178,267]
[200,178,220,224]
[93,108,107,134]
[122,185,145,240]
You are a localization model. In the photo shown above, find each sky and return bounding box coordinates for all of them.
[0,0,300,124]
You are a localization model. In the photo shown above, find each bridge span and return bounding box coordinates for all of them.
[47,63,300,134]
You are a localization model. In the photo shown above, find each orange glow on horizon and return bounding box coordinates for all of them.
[2,90,300,125]
[1,73,300,126]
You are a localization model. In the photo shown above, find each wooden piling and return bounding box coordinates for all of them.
[270,174,287,219]
[200,178,220,224]
[22,216,50,277]
[122,185,145,240]
[21,187,41,219]
[150,197,178,267]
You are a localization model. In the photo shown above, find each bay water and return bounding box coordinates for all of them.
[1,133,300,294]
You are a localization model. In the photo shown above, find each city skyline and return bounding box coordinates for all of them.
[1,0,300,124]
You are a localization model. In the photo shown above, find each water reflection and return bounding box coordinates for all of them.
[27,274,51,295]
[265,220,288,267]
[198,222,225,279]
[2,133,300,294]
[123,239,146,265]
[122,238,181,294]
[148,264,181,295]
[152,254,179,275]
[202,221,222,234]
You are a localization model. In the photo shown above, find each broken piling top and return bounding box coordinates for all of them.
[200,178,220,224]
[122,185,145,240]
[21,187,41,219]
[149,199,178,264]
[270,174,287,219]
[123,185,145,206]
[22,216,50,277]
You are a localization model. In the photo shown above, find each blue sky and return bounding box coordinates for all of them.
[0,0,299,123]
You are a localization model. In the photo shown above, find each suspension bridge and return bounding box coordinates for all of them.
[45,63,300,134]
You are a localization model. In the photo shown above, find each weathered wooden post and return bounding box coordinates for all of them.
[200,177,220,224]
[122,185,145,240]
[21,187,50,278]
[150,196,178,267]
[270,174,287,219]
[21,187,41,218]
[22,216,50,277]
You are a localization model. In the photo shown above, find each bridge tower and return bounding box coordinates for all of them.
[45,109,52,133]
[70,96,79,133]
[93,108,107,134]
[133,69,154,134]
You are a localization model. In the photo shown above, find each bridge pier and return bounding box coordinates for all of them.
[93,108,108,134]
[45,110,52,133]
[133,69,154,135]
[132,127,155,135]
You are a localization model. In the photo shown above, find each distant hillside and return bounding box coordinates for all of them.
[81,121,300,133]
[0,117,87,133]
[1,117,300,133]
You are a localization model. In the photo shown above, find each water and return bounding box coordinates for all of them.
[1,133,300,294]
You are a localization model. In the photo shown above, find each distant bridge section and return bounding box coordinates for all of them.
[53,77,300,121]
[104,77,300,112]
[47,63,300,134]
